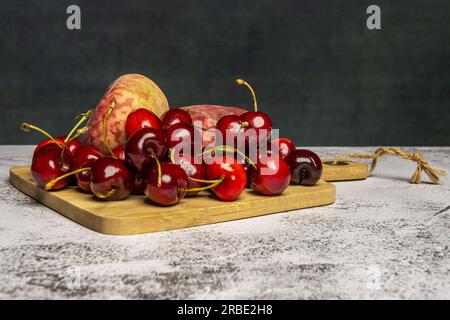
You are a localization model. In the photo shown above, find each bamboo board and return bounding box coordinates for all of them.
[10,166,336,235]
[322,160,369,182]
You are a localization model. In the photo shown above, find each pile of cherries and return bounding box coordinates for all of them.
[25,79,323,206]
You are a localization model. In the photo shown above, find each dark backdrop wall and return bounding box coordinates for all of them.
[1,0,449,146]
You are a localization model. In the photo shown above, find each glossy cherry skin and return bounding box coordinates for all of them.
[271,138,296,160]
[172,154,206,197]
[145,162,188,206]
[244,148,272,187]
[215,115,250,148]
[65,138,82,156]
[31,144,72,190]
[249,156,291,196]
[112,145,126,161]
[161,109,192,130]
[71,145,103,192]
[125,108,163,139]
[285,149,323,186]
[125,127,167,172]
[205,155,247,201]
[241,111,272,144]
[33,136,81,157]
[90,157,133,200]
[33,137,64,156]
[165,123,200,153]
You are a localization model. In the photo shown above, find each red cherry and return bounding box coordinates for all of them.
[32,136,80,157]
[31,144,72,190]
[243,147,273,187]
[285,149,323,186]
[90,157,133,200]
[171,154,206,197]
[165,123,200,153]
[23,110,91,157]
[205,155,247,201]
[125,127,167,172]
[71,145,103,192]
[125,108,163,139]
[112,145,126,161]
[241,111,272,143]
[65,137,82,156]
[161,109,193,130]
[271,138,296,160]
[34,137,65,156]
[249,155,291,195]
[215,115,250,148]
[235,79,272,145]
[145,162,188,206]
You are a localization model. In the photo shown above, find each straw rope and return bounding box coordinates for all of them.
[329,147,446,184]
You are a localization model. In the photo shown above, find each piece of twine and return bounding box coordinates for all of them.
[330,147,446,184]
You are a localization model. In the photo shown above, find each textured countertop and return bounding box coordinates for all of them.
[0,146,449,299]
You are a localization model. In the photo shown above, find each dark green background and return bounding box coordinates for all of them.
[1,0,449,146]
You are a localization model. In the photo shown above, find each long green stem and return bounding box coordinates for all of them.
[149,148,162,187]
[65,109,92,144]
[182,175,225,193]
[69,127,88,142]
[236,79,258,112]
[168,148,175,164]
[60,109,93,165]
[188,176,223,184]
[201,145,257,170]
[21,123,63,147]
[103,98,117,157]
[45,167,91,191]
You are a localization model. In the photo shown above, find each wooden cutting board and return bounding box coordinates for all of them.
[9,166,336,235]
[322,161,369,182]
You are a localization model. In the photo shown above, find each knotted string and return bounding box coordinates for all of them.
[330,147,446,184]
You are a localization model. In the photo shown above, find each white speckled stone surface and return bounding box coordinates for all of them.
[0,146,449,299]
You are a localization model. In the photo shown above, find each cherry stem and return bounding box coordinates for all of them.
[238,121,249,134]
[21,123,63,147]
[65,109,93,144]
[201,145,257,170]
[236,79,258,112]
[44,167,91,191]
[168,148,175,164]
[182,174,225,193]
[170,149,223,186]
[69,127,88,142]
[102,98,117,157]
[60,109,93,165]
[96,188,116,199]
[188,176,223,184]
[148,148,162,187]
